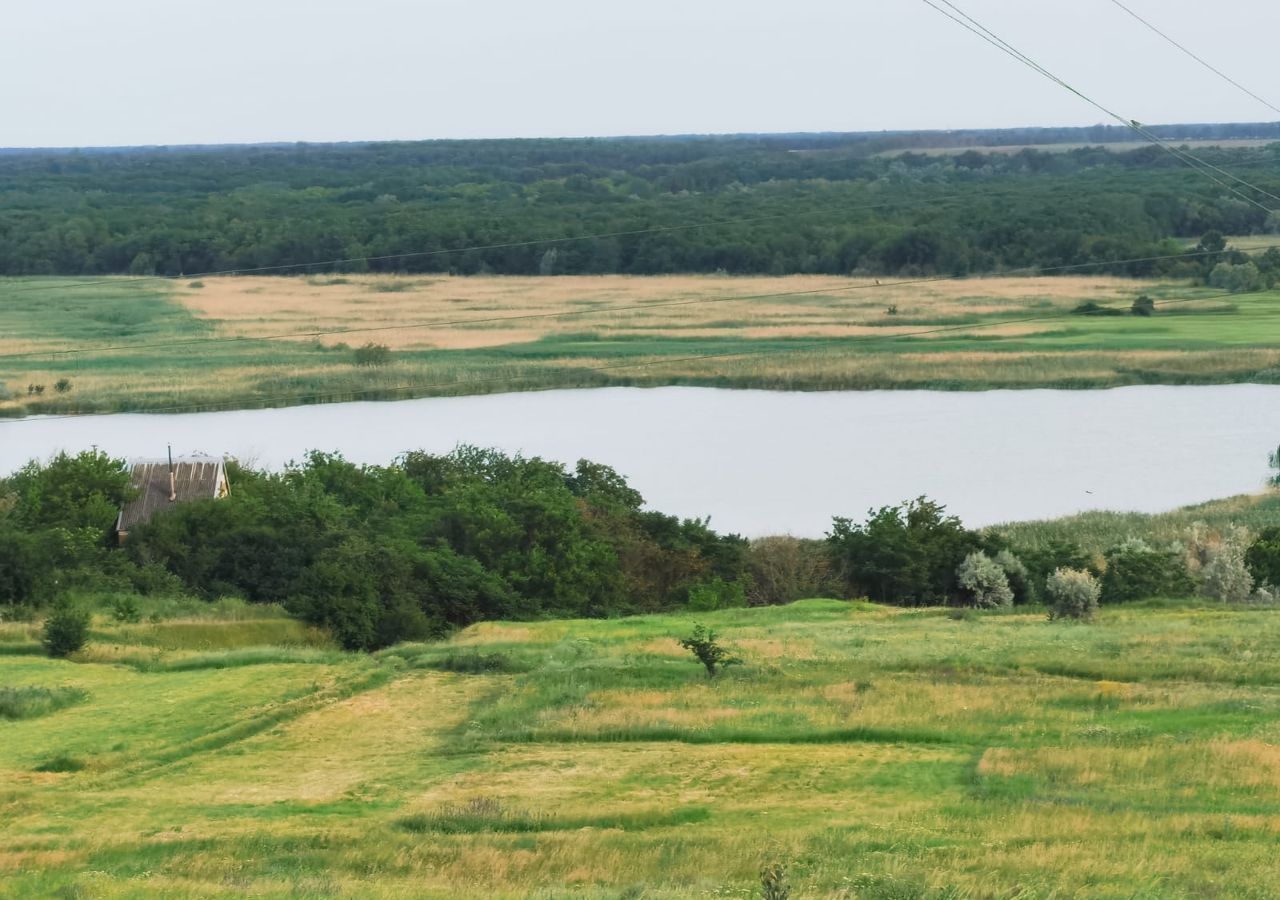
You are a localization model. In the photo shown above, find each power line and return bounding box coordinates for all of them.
[927,0,1280,208]
[0,285,1268,426]
[921,0,1280,212]
[1105,0,1280,118]
[1,241,1272,364]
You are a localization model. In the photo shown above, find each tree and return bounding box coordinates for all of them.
[1131,295,1155,316]
[957,551,1014,609]
[1046,568,1100,621]
[42,598,90,657]
[1208,261,1262,293]
[993,549,1035,604]
[746,536,830,606]
[7,450,132,534]
[1246,527,1280,588]
[827,497,980,605]
[1101,539,1194,603]
[678,624,739,677]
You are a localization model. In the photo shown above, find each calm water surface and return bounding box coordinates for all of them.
[4,385,1278,536]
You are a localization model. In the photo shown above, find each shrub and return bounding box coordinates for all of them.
[687,575,747,611]
[746,536,831,606]
[1187,524,1255,604]
[678,624,739,678]
[353,342,392,366]
[41,598,90,658]
[1209,261,1262,293]
[1245,526,1280,588]
[109,594,142,624]
[53,378,72,394]
[1046,568,1100,621]
[1101,539,1193,603]
[1131,295,1156,316]
[956,551,1013,609]
[993,549,1034,604]
[1071,301,1125,316]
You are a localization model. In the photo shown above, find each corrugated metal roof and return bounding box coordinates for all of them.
[117,458,227,533]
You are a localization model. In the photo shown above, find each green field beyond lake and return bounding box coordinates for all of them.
[3,272,1280,417]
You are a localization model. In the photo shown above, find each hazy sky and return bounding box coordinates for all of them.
[3,0,1277,147]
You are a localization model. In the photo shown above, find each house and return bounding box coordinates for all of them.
[116,456,230,543]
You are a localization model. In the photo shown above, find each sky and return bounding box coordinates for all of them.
[3,0,1278,148]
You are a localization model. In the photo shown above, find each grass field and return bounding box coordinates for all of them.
[6,593,1280,897]
[3,273,1280,416]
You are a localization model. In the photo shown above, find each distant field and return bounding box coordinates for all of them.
[7,593,1280,897]
[3,273,1280,415]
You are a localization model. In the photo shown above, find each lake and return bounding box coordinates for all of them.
[2,385,1277,536]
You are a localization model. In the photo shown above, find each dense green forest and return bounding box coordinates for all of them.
[2,130,1278,279]
[5,450,1278,652]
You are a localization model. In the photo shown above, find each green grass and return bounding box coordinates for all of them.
[3,275,1280,417]
[8,595,1280,896]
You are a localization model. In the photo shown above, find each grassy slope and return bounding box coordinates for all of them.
[6,599,1280,897]
[3,274,1280,416]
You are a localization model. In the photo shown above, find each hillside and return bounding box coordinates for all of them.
[6,597,1280,897]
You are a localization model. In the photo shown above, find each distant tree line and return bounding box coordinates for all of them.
[2,451,1276,650]
[2,136,1278,279]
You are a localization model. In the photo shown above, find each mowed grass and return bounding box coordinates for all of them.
[7,600,1280,897]
[3,273,1280,415]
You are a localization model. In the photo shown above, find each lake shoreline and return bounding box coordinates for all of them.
[6,384,1278,536]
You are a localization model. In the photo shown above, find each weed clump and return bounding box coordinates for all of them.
[34,753,87,773]
[353,342,392,366]
[0,686,88,720]
[426,651,523,674]
[760,862,790,900]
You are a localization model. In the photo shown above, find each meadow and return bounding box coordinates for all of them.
[3,270,1280,416]
[5,590,1280,898]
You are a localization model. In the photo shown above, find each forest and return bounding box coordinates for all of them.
[2,130,1279,280]
[4,449,1278,653]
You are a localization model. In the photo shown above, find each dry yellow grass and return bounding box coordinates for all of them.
[178,273,1149,350]
[6,272,1278,415]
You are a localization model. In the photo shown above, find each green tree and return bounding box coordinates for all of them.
[828,497,980,605]
[957,551,1014,608]
[42,598,90,658]
[678,624,739,677]
[1101,539,1193,603]
[1046,568,1100,621]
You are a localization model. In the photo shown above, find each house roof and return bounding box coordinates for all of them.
[117,457,227,533]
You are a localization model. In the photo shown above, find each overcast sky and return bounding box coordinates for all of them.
[3,0,1277,148]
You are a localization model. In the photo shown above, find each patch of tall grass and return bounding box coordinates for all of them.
[0,685,88,720]
[397,797,712,834]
